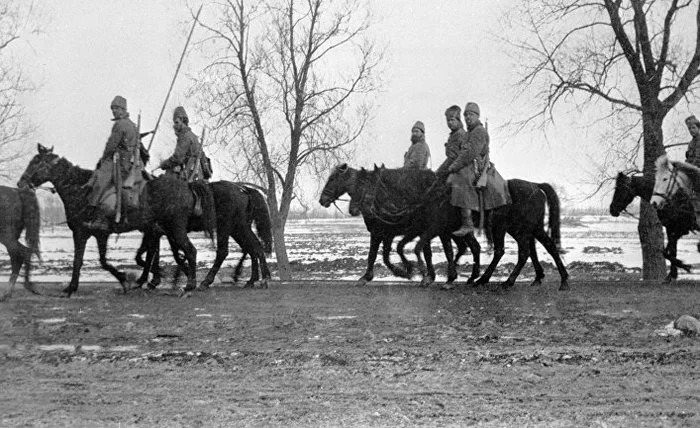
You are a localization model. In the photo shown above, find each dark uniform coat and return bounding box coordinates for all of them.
[403,139,431,169]
[160,126,204,181]
[88,115,139,207]
[437,126,467,174]
[686,135,700,167]
[447,121,489,209]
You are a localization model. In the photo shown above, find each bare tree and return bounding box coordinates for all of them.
[503,0,700,280]
[0,1,40,184]
[193,0,383,279]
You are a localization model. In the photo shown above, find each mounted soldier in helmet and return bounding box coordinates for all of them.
[158,106,212,182]
[83,95,143,231]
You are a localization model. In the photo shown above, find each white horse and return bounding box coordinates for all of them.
[650,154,700,217]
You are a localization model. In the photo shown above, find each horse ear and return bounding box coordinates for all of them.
[373,163,379,171]
[338,163,348,172]
[50,145,54,153]
[37,144,46,153]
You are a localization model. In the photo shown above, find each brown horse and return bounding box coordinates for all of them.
[0,186,41,301]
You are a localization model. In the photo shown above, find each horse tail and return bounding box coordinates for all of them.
[245,187,273,255]
[190,181,217,241]
[19,187,41,260]
[537,182,561,248]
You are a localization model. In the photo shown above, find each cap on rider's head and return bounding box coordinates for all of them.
[173,106,188,122]
[111,95,127,111]
[412,121,425,134]
[685,115,700,127]
[464,102,480,116]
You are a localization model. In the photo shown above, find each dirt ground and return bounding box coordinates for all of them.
[2,274,700,428]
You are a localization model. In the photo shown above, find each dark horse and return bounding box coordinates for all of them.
[320,165,482,287]
[321,164,569,290]
[0,186,41,301]
[134,181,273,289]
[17,144,215,297]
[610,171,698,281]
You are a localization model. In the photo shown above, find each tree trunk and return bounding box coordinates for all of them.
[271,221,291,281]
[639,110,666,280]
[638,201,666,280]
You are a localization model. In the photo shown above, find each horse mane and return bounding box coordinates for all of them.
[353,166,445,223]
[671,159,700,193]
[55,156,94,186]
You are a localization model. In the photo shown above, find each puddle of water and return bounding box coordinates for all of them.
[80,345,103,351]
[128,314,145,318]
[38,318,66,324]
[315,315,357,320]
[110,345,139,352]
[38,344,75,352]
[195,314,213,318]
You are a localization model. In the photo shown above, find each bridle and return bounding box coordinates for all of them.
[651,165,680,204]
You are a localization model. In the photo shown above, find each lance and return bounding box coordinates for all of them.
[147,4,204,152]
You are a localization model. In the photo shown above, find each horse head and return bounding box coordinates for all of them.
[18,144,61,189]
[651,154,691,210]
[319,163,355,208]
[609,172,635,217]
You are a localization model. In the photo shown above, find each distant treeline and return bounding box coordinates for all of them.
[35,192,609,225]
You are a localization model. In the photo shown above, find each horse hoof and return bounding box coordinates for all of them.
[260,279,269,289]
[441,283,455,291]
[243,281,255,288]
[530,279,542,287]
[558,280,570,291]
[178,288,193,298]
[24,282,41,295]
[355,278,369,287]
[500,281,515,289]
[420,277,434,288]
[147,281,158,290]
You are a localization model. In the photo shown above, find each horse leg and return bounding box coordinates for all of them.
[663,232,687,282]
[171,228,197,295]
[134,230,160,291]
[0,238,23,301]
[240,227,267,288]
[424,242,436,285]
[529,238,545,287]
[500,233,531,289]
[200,229,229,289]
[167,234,187,289]
[439,234,458,290]
[395,236,416,278]
[476,226,506,287]
[65,232,90,297]
[148,244,162,289]
[533,227,569,291]
[357,234,381,287]
[233,252,248,283]
[412,236,432,287]
[95,233,127,292]
[20,242,38,295]
[385,235,412,279]
[465,233,481,284]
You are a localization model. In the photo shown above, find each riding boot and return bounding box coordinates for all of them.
[453,208,474,237]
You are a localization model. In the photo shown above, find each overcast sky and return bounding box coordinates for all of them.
[15,0,699,209]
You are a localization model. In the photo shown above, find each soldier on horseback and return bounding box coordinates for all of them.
[685,115,700,168]
[445,102,510,236]
[158,106,211,182]
[403,121,431,169]
[84,95,141,230]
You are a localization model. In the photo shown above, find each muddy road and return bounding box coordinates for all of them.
[2,277,700,427]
